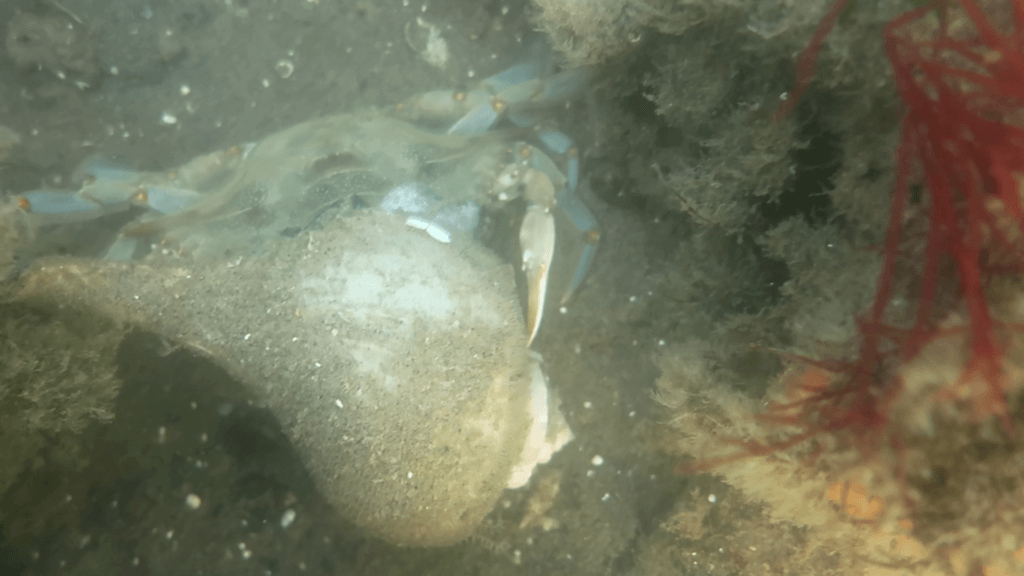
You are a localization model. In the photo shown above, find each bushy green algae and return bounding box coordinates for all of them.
[0,303,123,497]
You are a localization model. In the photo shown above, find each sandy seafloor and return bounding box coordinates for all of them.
[0,0,855,575]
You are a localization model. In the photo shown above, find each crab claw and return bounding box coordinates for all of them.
[520,203,556,346]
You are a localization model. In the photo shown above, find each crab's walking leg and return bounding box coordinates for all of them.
[133,187,203,215]
[554,186,600,303]
[412,61,597,343]
[518,133,601,305]
[16,163,197,226]
[15,156,151,226]
[399,64,592,135]
[451,67,592,135]
[16,190,126,225]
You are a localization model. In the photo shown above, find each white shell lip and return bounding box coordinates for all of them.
[506,354,573,489]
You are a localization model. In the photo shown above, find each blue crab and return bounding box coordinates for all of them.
[14,62,600,345]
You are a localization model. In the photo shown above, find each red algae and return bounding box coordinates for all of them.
[674,0,1024,523]
[738,0,1024,471]
[773,0,852,122]
[658,3,1024,573]
[886,0,1024,424]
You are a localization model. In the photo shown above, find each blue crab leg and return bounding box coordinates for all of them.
[443,76,551,134]
[18,181,199,224]
[553,185,600,303]
[17,158,146,225]
[478,62,541,93]
[508,119,580,199]
[513,67,592,112]
[15,149,231,248]
[402,64,591,135]
[510,141,566,191]
[515,138,598,304]
[525,124,579,193]
[446,100,502,135]
[18,190,107,215]
[401,61,596,342]
[132,187,203,214]
[521,203,555,346]
[77,157,140,182]
[477,68,591,132]
[17,189,130,226]
[122,147,251,238]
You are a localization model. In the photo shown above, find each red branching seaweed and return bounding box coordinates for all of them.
[883,0,1024,433]
[807,0,1024,434]
[773,0,852,122]
[681,0,1024,476]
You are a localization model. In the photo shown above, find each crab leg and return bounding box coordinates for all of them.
[16,189,126,225]
[452,67,592,135]
[520,203,555,346]
[514,138,600,305]
[16,145,245,226]
[132,187,203,215]
[554,184,600,303]
[529,124,579,193]
[489,133,600,344]
[399,63,592,134]
[406,64,589,343]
